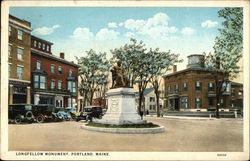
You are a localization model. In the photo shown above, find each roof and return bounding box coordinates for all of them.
[163,67,220,78]
[31,48,79,68]
[143,87,154,95]
[231,82,243,86]
[31,35,54,45]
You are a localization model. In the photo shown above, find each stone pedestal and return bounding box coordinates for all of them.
[26,86,30,104]
[94,88,146,125]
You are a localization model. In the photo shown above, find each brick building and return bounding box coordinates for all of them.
[164,54,243,111]
[8,15,32,104]
[30,35,78,108]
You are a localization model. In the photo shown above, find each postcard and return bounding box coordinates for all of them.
[1,0,249,160]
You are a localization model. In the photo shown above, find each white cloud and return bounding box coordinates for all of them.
[201,20,218,28]
[181,27,195,35]
[124,19,146,30]
[33,24,60,35]
[121,12,178,39]
[119,23,123,26]
[124,32,135,38]
[108,22,118,28]
[146,12,169,27]
[96,28,119,41]
[71,27,94,40]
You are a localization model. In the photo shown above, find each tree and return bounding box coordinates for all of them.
[148,48,182,117]
[111,39,150,113]
[204,7,243,118]
[77,49,110,111]
[110,38,147,87]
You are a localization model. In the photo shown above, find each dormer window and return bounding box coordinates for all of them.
[38,42,41,48]
[69,70,73,77]
[42,44,45,50]
[34,40,37,47]
[47,45,50,52]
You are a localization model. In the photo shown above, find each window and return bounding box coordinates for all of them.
[8,64,12,77]
[17,48,23,60]
[68,81,76,93]
[38,42,41,48]
[47,45,50,52]
[195,98,202,108]
[208,82,215,91]
[58,66,62,74]
[8,44,12,57]
[36,61,41,70]
[17,30,23,40]
[168,86,171,94]
[40,76,46,89]
[34,41,37,47]
[17,66,23,79]
[42,44,45,50]
[51,80,55,89]
[69,70,73,77]
[34,75,46,89]
[51,64,55,73]
[181,97,188,108]
[34,75,39,88]
[220,99,224,107]
[9,26,11,36]
[175,85,179,93]
[222,82,230,92]
[183,82,188,91]
[231,88,236,96]
[58,81,62,89]
[195,81,202,91]
[150,97,155,102]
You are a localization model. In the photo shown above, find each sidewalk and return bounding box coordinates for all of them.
[145,115,243,120]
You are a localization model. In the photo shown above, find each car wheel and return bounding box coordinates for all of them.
[25,111,34,122]
[14,115,22,124]
[36,115,44,123]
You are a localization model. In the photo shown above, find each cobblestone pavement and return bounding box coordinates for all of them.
[8,117,243,152]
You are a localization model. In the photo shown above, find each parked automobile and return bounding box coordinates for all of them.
[8,104,34,124]
[56,108,72,121]
[32,104,56,123]
[65,107,80,120]
[76,106,103,122]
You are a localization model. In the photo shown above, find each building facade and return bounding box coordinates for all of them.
[8,15,32,104]
[135,88,164,114]
[164,54,243,111]
[30,36,78,108]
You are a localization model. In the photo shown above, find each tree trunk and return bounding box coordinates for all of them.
[156,92,160,117]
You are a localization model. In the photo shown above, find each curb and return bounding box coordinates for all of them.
[81,125,165,134]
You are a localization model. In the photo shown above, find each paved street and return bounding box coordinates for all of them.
[9,117,243,152]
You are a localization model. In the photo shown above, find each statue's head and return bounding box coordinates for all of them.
[117,60,122,66]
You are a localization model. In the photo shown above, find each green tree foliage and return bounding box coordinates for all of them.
[148,48,182,117]
[77,49,110,110]
[111,39,181,115]
[204,7,243,117]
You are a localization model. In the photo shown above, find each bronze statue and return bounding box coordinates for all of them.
[111,60,129,88]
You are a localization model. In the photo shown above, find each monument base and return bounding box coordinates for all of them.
[94,88,146,125]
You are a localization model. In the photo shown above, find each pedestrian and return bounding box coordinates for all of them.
[140,111,143,119]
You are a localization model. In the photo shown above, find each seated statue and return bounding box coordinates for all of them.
[111,60,129,88]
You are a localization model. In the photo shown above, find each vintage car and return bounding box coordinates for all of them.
[32,104,57,123]
[65,107,80,120]
[8,104,34,124]
[56,108,72,121]
[76,106,103,122]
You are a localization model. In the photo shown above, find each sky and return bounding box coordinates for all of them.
[10,7,224,71]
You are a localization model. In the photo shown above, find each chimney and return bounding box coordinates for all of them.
[173,65,177,73]
[60,52,64,59]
